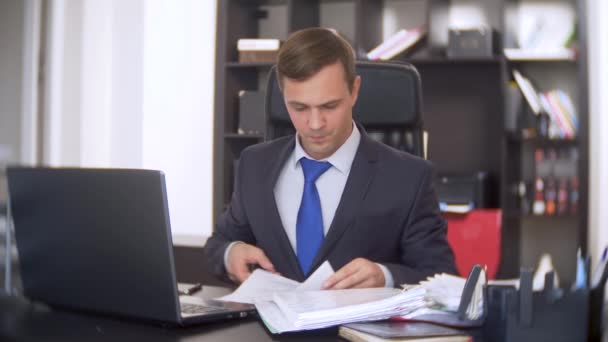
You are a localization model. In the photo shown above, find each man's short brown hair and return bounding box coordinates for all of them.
[277,27,356,93]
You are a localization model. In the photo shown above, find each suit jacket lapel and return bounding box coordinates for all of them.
[262,136,305,280]
[310,126,379,272]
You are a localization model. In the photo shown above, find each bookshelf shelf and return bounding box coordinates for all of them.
[503,51,577,63]
[505,132,578,146]
[523,214,580,220]
[406,57,504,65]
[224,133,264,139]
[225,58,505,68]
[226,62,274,69]
[507,59,578,64]
[504,211,580,220]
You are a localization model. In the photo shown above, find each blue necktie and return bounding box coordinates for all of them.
[296,157,332,275]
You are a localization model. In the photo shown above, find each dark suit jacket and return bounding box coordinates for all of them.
[204,125,457,286]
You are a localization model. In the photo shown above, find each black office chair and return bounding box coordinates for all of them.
[265,61,424,157]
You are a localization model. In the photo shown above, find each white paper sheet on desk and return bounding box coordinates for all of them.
[216,261,334,304]
[255,300,295,333]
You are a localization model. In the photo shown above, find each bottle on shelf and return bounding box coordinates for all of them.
[544,148,557,216]
[557,177,569,216]
[517,181,531,215]
[569,176,579,215]
[532,148,546,216]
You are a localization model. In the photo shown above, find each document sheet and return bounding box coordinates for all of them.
[217,261,334,304]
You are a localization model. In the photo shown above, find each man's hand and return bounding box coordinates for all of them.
[226,243,276,283]
[322,258,385,289]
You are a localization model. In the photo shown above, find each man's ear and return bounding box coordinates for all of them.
[351,75,361,106]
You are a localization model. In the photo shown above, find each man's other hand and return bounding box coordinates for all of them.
[322,258,385,289]
[226,243,276,283]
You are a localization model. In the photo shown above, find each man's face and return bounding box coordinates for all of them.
[282,61,361,160]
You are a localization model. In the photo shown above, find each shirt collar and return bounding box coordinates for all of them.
[293,121,361,174]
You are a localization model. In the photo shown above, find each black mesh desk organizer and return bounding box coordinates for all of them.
[483,265,607,342]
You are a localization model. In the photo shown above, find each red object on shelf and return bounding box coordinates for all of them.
[445,209,501,280]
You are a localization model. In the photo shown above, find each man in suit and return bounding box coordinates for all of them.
[204,28,456,289]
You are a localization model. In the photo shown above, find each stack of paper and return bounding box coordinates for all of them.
[391,267,485,330]
[420,274,468,312]
[257,287,427,333]
[218,263,486,334]
[419,273,484,320]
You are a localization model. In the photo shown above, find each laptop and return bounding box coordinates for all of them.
[6,167,254,326]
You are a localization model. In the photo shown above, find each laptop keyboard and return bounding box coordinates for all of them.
[181,303,226,315]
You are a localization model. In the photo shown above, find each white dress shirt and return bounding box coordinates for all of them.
[225,122,394,287]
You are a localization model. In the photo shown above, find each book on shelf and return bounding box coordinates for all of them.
[223,263,486,334]
[538,90,577,139]
[512,70,577,139]
[339,322,471,342]
[512,70,542,115]
[367,27,426,61]
[504,81,524,132]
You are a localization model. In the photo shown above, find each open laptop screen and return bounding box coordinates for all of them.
[7,168,182,323]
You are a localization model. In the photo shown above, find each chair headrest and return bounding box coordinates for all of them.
[265,61,422,127]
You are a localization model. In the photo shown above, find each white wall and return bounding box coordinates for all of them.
[42,0,89,166]
[78,0,144,168]
[40,0,216,238]
[142,0,216,238]
[43,0,144,167]
[0,0,25,166]
[20,0,41,165]
[587,0,608,266]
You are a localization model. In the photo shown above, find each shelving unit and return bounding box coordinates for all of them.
[213,0,588,282]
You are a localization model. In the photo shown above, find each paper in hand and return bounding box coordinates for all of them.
[217,261,334,304]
